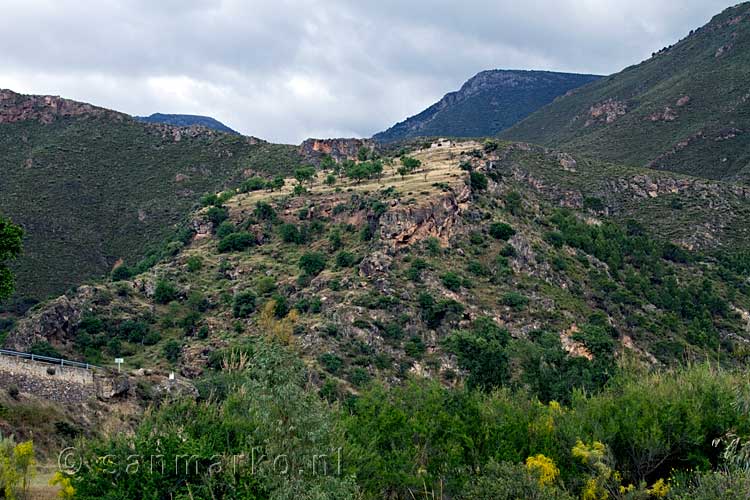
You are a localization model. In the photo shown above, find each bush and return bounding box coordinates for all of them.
[185,255,203,272]
[459,461,572,500]
[206,206,228,226]
[299,252,327,276]
[441,272,463,292]
[319,353,343,375]
[253,201,276,220]
[489,222,516,241]
[469,171,488,191]
[445,317,510,390]
[240,177,267,192]
[215,221,236,239]
[404,336,426,358]
[501,291,528,310]
[29,341,61,358]
[279,223,302,244]
[350,367,371,388]
[232,291,257,318]
[154,280,178,304]
[217,232,255,252]
[111,265,132,281]
[162,340,181,363]
[335,251,357,268]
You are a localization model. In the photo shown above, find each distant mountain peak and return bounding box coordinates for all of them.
[136,113,239,135]
[373,69,601,143]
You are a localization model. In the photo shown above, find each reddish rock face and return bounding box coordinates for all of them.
[299,137,374,164]
[585,99,627,127]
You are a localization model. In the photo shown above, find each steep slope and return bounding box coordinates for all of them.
[0,90,301,304]
[136,113,239,134]
[501,2,750,182]
[373,70,601,142]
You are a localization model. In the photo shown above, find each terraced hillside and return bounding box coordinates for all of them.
[501,2,750,182]
[0,90,301,303]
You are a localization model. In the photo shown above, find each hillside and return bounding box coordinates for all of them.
[373,70,601,142]
[136,113,240,134]
[501,2,750,182]
[0,90,301,305]
[10,139,750,377]
[7,138,750,497]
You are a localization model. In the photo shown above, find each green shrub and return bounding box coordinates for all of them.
[299,252,327,276]
[29,341,61,358]
[111,265,133,281]
[335,251,357,268]
[489,222,516,241]
[279,223,302,244]
[253,201,276,220]
[240,177,267,192]
[319,353,343,374]
[185,255,203,272]
[154,280,178,304]
[217,232,255,252]
[350,367,371,388]
[445,317,510,391]
[215,221,236,239]
[441,272,463,292]
[404,336,426,358]
[469,171,488,191]
[232,291,257,318]
[206,206,228,226]
[501,291,528,310]
[162,340,181,363]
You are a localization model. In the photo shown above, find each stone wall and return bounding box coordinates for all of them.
[0,354,95,404]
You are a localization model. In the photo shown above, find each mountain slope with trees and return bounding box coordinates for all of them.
[501,2,750,182]
[0,90,301,304]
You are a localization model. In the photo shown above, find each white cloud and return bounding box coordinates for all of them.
[0,0,739,143]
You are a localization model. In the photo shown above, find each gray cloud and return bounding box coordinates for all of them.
[0,0,739,143]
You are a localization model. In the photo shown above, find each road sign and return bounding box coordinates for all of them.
[115,357,124,372]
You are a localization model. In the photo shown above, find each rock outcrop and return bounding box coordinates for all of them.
[299,138,374,164]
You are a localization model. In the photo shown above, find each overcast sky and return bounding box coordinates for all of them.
[0,0,740,143]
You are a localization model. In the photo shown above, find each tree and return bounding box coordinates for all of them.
[444,316,510,391]
[0,216,23,300]
[154,280,178,304]
[269,175,285,191]
[320,155,335,170]
[470,171,488,191]
[217,232,255,252]
[357,146,371,161]
[489,222,516,241]
[294,165,316,187]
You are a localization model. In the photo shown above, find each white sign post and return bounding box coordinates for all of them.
[115,357,124,373]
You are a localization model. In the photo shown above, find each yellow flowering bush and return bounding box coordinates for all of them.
[50,471,76,499]
[0,437,36,500]
[525,453,559,486]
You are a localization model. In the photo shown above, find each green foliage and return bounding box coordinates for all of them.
[441,271,463,292]
[445,317,510,390]
[418,292,464,329]
[501,291,528,310]
[185,255,203,272]
[299,252,327,276]
[279,223,302,244]
[161,340,181,363]
[294,165,316,186]
[217,232,255,252]
[459,461,572,500]
[0,216,23,300]
[489,221,516,240]
[110,265,132,281]
[319,352,344,375]
[469,171,488,191]
[29,341,61,358]
[71,339,358,499]
[153,280,178,304]
[205,206,229,226]
[215,221,236,239]
[232,290,257,318]
[253,201,276,220]
[240,176,267,192]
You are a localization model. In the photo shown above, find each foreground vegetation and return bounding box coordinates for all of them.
[59,339,750,499]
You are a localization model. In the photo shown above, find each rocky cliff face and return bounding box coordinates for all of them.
[299,138,374,164]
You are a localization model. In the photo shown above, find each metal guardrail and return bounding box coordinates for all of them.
[0,348,100,370]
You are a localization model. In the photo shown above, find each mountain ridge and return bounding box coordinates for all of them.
[136,113,240,134]
[373,69,601,142]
